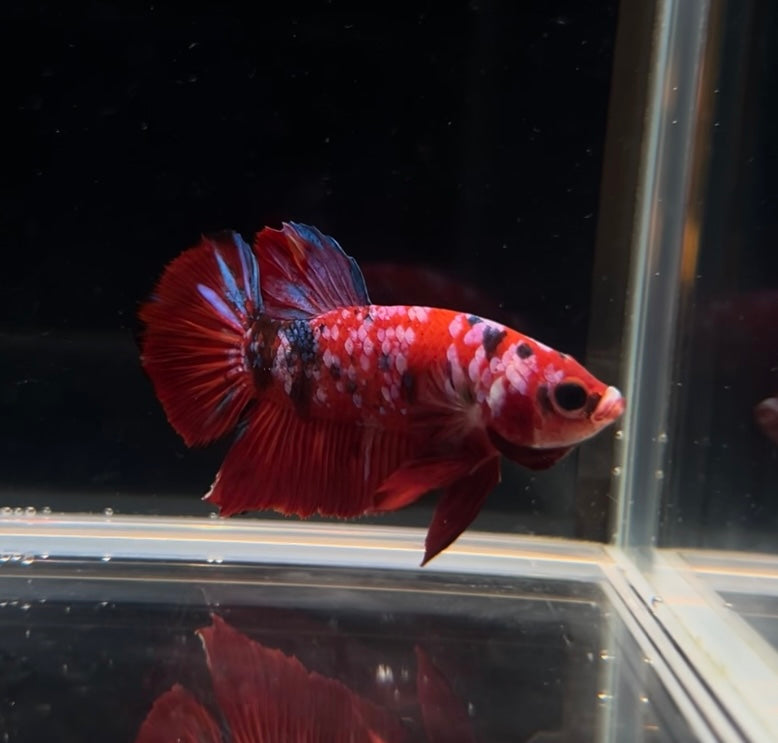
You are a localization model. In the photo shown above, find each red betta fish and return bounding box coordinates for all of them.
[140,223,624,563]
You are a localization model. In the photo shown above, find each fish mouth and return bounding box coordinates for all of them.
[591,386,625,424]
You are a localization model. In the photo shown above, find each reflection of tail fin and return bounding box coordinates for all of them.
[139,232,261,446]
[135,615,408,743]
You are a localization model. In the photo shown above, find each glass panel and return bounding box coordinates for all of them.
[0,559,700,742]
[611,0,778,736]
[660,0,778,554]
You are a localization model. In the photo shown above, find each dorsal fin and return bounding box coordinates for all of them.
[252,222,370,319]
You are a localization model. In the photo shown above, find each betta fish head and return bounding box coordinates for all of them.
[484,338,624,454]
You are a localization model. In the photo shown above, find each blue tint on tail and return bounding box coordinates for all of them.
[196,232,263,328]
[289,222,369,305]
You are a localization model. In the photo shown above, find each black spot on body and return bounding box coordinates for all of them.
[285,320,317,362]
[517,342,533,359]
[378,353,391,372]
[482,326,507,358]
[249,317,278,388]
[329,364,341,380]
[537,385,553,414]
[274,319,319,416]
[467,315,483,326]
[401,371,416,404]
[584,393,602,416]
[345,379,358,394]
[289,375,311,417]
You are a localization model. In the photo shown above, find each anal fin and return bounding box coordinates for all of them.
[205,401,414,519]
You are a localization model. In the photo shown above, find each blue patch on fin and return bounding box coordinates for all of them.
[197,283,241,328]
[288,222,370,305]
[233,232,260,308]
[214,249,243,312]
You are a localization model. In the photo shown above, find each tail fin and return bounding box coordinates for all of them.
[139,231,262,446]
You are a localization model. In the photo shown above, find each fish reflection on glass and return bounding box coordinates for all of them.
[755,396,778,445]
[140,223,624,563]
[415,647,476,743]
[134,615,407,743]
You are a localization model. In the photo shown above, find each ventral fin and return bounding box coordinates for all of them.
[422,456,500,565]
[205,400,414,519]
[372,457,477,512]
[252,222,370,319]
[487,428,573,470]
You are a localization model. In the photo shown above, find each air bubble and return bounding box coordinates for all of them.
[20,603,31,611]
[657,432,668,443]
[101,555,112,562]
[614,429,623,440]
[0,554,11,564]
[20,554,34,566]
[599,650,613,661]
[24,506,36,516]
[0,507,11,517]
[611,466,622,477]
[208,512,219,520]
[25,629,31,639]
[42,507,52,516]
[13,507,23,516]
[103,507,114,517]
[655,470,664,480]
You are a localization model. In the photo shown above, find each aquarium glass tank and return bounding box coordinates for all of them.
[1,0,776,741]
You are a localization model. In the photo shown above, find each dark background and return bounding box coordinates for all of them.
[0,1,618,528]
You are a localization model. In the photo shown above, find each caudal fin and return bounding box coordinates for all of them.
[139,231,262,446]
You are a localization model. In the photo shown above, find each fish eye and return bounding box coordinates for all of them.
[553,381,588,413]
